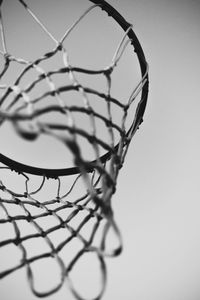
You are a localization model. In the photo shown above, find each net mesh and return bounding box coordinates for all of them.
[0,0,149,299]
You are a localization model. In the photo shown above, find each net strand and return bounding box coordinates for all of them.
[0,8,7,54]
[18,0,58,44]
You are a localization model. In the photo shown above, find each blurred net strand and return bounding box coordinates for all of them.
[0,7,7,54]
[0,1,149,300]
[0,167,120,299]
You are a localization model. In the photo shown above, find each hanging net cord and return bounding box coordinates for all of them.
[0,1,149,300]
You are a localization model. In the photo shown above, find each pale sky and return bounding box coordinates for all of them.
[0,1,200,300]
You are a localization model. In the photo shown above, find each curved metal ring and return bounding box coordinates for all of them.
[0,0,149,178]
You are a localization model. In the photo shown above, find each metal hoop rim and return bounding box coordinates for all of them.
[0,0,149,178]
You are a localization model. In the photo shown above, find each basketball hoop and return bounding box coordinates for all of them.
[0,1,149,299]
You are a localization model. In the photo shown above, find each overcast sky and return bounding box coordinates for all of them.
[0,1,200,300]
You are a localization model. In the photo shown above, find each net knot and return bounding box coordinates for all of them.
[103,66,113,77]
[41,231,47,238]
[3,53,11,60]
[0,181,5,191]
[26,214,33,223]
[15,198,21,205]
[56,43,63,51]
[13,238,21,246]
